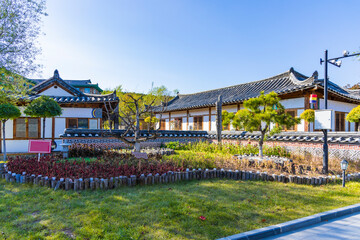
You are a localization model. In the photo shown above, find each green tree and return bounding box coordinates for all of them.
[346,105,360,131]
[300,109,315,123]
[24,96,62,139]
[103,85,174,152]
[231,91,300,158]
[144,116,159,130]
[222,110,235,129]
[0,103,20,161]
[0,0,46,75]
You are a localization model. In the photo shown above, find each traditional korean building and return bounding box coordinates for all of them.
[0,70,118,153]
[157,68,360,132]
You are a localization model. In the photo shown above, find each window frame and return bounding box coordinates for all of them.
[66,118,90,129]
[335,111,346,132]
[13,117,41,139]
[193,116,203,131]
[173,117,182,130]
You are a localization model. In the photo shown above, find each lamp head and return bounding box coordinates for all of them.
[340,159,349,170]
[335,60,342,67]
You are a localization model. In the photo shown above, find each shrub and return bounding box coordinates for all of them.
[7,156,182,179]
[163,141,289,157]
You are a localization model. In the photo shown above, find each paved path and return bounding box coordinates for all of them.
[263,212,360,240]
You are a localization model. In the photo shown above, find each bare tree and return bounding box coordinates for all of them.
[103,88,172,152]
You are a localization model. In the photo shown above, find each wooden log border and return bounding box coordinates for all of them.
[0,163,359,191]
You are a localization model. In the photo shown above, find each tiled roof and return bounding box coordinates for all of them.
[60,129,360,144]
[28,70,118,104]
[30,70,85,96]
[162,68,360,112]
[28,92,118,104]
[30,79,92,86]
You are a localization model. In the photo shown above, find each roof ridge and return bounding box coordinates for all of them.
[178,69,297,97]
[30,70,85,97]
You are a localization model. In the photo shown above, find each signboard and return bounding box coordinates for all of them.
[309,94,317,104]
[92,108,102,118]
[310,94,318,109]
[314,110,333,130]
[132,152,148,159]
[28,140,52,154]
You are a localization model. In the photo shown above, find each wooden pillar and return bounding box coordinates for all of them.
[52,117,55,141]
[169,112,171,130]
[304,93,310,132]
[186,110,189,130]
[208,107,211,131]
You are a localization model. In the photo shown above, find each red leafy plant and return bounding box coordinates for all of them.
[7,156,183,180]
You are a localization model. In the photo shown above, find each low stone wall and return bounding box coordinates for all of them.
[60,129,360,161]
[63,137,202,149]
[2,164,359,191]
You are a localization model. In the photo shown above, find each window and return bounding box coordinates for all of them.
[66,118,89,129]
[14,118,40,139]
[89,119,98,129]
[193,116,203,130]
[174,118,182,130]
[335,112,345,131]
[160,120,166,130]
[84,88,90,93]
[67,118,78,128]
[78,119,89,129]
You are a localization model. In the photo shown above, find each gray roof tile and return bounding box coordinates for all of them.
[162,68,360,112]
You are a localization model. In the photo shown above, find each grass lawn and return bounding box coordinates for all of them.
[1,179,360,240]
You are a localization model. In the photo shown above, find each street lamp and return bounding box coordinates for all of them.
[320,50,360,174]
[340,159,349,187]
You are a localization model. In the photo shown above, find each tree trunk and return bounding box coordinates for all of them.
[2,120,7,162]
[259,133,265,158]
[134,104,140,152]
[42,117,46,140]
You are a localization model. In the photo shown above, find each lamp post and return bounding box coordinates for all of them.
[320,50,360,174]
[340,159,349,187]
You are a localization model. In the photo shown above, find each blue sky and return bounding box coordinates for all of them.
[33,0,360,94]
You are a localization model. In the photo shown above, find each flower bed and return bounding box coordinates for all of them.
[7,156,182,179]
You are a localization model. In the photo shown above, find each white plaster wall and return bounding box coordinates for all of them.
[61,108,94,118]
[39,86,74,97]
[223,105,238,112]
[203,116,210,131]
[318,99,358,112]
[39,118,53,138]
[55,118,66,138]
[280,97,305,109]
[157,113,169,119]
[188,117,194,130]
[4,140,29,153]
[297,109,305,132]
[189,108,209,116]
[165,119,169,130]
[171,111,187,118]
[4,120,13,139]
[211,118,216,131]
[182,117,187,130]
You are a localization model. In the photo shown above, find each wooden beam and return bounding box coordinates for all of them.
[186,110,189,130]
[208,107,211,131]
